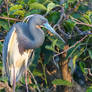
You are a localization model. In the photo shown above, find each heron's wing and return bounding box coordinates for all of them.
[2,27,15,76]
[3,23,32,68]
[3,26,34,85]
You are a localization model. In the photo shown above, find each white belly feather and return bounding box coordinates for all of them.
[7,27,33,85]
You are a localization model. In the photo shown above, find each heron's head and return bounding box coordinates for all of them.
[26,14,65,43]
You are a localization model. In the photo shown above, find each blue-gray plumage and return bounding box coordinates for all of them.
[2,14,65,87]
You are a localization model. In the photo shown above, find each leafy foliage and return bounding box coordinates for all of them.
[52,79,72,86]
[30,2,47,10]
[0,0,92,92]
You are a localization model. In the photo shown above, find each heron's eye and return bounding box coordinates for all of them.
[40,18,47,24]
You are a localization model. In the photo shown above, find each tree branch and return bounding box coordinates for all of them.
[53,35,88,59]
[0,16,22,22]
[71,17,92,27]
[74,26,92,35]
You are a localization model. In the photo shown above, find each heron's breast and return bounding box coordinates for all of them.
[8,29,32,75]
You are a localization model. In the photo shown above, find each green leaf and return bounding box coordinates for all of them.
[66,43,80,59]
[11,10,25,17]
[30,10,40,14]
[79,62,86,73]
[0,77,8,82]
[0,0,2,4]
[9,4,25,16]
[29,48,41,71]
[45,45,56,52]
[68,0,76,3]
[73,55,78,68]
[41,42,53,64]
[28,0,37,4]
[47,36,64,49]
[30,2,46,10]
[52,39,57,48]
[72,48,85,68]
[66,43,85,60]
[0,60,2,70]
[86,87,92,92]
[0,21,9,30]
[17,0,25,5]
[64,3,69,10]
[29,84,38,89]
[20,76,25,84]
[9,5,23,12]
[72,13,82,18]
[0,42,2,52]
[52,79,72,87]
[78,5,89,13]
[88,49,92,60]
[45,39,58,52]
[33,69,43,77]
[47,12,60,24]
[80,17,89,24]
[63,19,76,32]
[47,2,57,13]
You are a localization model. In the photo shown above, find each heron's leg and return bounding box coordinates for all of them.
[24,51,30,92]
[25,68,28,92]
[13,64,16,92]
[25,53,29,92]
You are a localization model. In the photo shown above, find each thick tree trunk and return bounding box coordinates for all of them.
[60,45,72,92]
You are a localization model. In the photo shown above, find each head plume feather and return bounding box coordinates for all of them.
[23,14,39,23]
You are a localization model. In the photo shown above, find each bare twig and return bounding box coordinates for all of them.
[28,70,41,92]
[58,25,71,39]
[53,7,65,29]
[52,7,70,40]
[88,68,92,76]
[71,17,92,27]
[75,26,92,35]
[84,68,92,76]
[53,13,65,29]
[0,16,22,22]
[74,26,83,34]
[76,22,92,27]
[4,0,10,27]
[53,35,88,59]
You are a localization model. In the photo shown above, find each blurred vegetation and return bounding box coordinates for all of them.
[0,0,92,92]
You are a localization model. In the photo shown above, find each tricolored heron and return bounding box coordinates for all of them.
[2,14,65,92]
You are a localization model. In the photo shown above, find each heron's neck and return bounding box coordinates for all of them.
[28,23,45,48]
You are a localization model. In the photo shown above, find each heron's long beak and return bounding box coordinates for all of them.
[43,22,65,43]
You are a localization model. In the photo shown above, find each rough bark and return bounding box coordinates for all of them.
[60,45,72,92]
